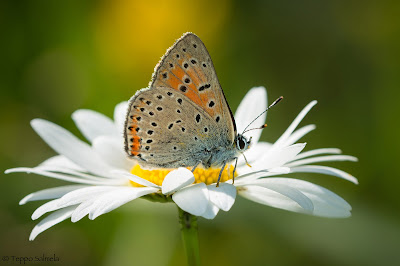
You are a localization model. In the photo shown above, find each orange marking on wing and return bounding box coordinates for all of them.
[162,74,182,91]
[196,70,207,82]
[127,128,142,156]
[185,67,202,86]
[131,100,146,113]
[133,135,141,143]
[198,92,215,117]
[173,59,203,88]
[171,66,186,81]
[180,52,206,83]
[183,84,203,106]
[160,68,203,106]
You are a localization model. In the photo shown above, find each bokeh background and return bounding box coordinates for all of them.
[1,1,400,265]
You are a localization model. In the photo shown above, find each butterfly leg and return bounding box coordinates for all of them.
[191,161,202,173]
[243,153,252,168]
[216,161,228,187]
[232,157,238,185]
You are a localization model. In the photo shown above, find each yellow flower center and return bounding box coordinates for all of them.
[129,164,236,187]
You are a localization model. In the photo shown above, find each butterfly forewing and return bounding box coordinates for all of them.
[125,33,236,168]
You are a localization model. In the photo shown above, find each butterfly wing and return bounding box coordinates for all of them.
[152,33,237,138]
[124,33,236,168]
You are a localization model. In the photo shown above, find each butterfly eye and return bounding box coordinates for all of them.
[236,135,248,152]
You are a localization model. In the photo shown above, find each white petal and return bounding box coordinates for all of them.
[286,155,358,167]
[30,119,114,178]
[235,166,293,184]
[112,170,160,188]
[31,197,74,220]
[29,206,76,241]
[201,201,219,219]
[252,143,306,170]
[72,109,119,142]
[207,183,236,211]
[273,178,352,215]
[162,168,195,194]
[5,167,125,185]
[237,141,272,168]
[39,155,84,171]
[273,101,317,148]
[70,199,95,222]
[57,186,119,206]
[92,136,134,171]
[35,166,112,182]
[172,183,209,216]
[240,178,352,217]
[235,170,281,184]
[71,187,157,222]
[283,124,316,146]
[241,180,314,212]
[32,186,118,220]
[20,185,87,205]
[239,185,307,214]
[89,187,158,220]
[290,165,358,184]
[234,87,267,143]
[268,167,291,174]
[114,101,128,135]
[293,148,342,160]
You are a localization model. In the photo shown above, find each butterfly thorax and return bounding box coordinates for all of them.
[197,140,239,169]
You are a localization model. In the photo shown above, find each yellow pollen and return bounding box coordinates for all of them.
[129,164,236,187]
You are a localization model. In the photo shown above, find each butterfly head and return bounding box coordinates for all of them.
[235,134,251,153]
[236,96,284,155]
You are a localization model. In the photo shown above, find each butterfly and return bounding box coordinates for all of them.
[124,32,267,186]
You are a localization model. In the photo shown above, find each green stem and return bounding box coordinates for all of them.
[178,207,201,266]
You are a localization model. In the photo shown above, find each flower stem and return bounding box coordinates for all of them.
[178,207,201,266]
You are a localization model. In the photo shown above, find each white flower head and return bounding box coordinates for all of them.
[6,87,357,240]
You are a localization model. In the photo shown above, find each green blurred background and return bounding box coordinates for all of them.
[1,0,400,265]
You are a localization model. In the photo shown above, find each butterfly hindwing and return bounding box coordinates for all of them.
[125,87,217,168]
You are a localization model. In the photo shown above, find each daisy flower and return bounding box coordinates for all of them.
[5,87,357,241]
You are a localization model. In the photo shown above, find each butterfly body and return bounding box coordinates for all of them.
[124,33,249,174]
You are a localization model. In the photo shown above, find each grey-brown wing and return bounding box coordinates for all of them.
[151,33,236,140]
[124,33,236,168]
[125,87,218,168]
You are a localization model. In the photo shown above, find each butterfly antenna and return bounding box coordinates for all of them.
[241,96,283,134]
[242,124,267,134]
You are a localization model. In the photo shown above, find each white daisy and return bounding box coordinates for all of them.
[5,87,357,240]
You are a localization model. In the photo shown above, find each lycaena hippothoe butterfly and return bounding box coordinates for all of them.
[124,32,281,186]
